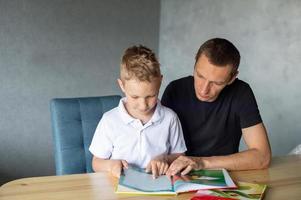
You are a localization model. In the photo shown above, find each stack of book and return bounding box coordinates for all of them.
[191,181,267,200]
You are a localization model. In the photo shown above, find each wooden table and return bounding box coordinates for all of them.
[1,155,301,200]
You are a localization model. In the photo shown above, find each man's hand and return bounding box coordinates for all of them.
[145,155,169,179]
[166,155,204,176]
[109,160,128,178]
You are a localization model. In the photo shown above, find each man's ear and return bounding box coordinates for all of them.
[227,70,239,85]
[117,78,126,93]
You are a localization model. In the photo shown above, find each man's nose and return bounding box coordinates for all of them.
[200,80,210,95]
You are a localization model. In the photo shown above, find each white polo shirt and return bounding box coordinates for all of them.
[89,98,187,168]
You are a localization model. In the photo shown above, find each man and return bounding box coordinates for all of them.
[162,38,271,176]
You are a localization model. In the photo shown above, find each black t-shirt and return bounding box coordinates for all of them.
[161,76,262,157]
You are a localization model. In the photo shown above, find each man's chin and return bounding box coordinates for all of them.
[197,95,215,102]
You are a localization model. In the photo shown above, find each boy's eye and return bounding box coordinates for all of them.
[147,95,156,99]
[131,96,138,99]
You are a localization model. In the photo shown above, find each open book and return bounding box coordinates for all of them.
[115,166,236,195]
[191,181,267,200]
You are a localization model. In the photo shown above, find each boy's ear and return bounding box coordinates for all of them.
[159,75,163,84]
[227,70,239,85]
[117,78,126,93]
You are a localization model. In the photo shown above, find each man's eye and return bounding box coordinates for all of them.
[214,82,224,86]
[198,75,205,79]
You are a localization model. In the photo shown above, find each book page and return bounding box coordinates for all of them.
[174,169,236,193]
[118,166,173,192]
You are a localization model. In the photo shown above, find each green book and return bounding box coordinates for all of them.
[192,181,267,200]
[115,166,236,195]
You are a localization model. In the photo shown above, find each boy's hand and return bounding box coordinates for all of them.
[145,155,169,179]
[109,160,128,178]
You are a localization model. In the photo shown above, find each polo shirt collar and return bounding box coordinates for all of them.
[150,100,163,123]
[118,97,163,125]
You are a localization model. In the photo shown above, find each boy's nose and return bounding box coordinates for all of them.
[139,100,148,111]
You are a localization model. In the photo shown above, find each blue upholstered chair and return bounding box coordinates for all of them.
[50,95,121,175]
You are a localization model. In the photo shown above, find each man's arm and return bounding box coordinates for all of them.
[166,123,271,175]
[201,123,271,170]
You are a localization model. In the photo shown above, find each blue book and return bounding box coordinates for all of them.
[115,166,236,195]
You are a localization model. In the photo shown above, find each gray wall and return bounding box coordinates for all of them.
[159,0,301,156]
[0,0,160,185]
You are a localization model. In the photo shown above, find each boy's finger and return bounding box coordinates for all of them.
[158,163,164,175]
[145,163,151,173]
[152,163,158,179]
[161,163,168,175]
[121,160,128,168]
[163,164,169,174]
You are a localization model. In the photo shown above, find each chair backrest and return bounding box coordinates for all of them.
[50,95,121,175]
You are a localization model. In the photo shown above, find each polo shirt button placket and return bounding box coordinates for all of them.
[139,128,144,165]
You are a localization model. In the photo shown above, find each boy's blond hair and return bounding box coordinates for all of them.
[120,45,161,82]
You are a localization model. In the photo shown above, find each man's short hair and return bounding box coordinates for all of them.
[120,45,161,82]
[195,38,240,71]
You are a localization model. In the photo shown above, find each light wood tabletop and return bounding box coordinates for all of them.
[1,155,301,200]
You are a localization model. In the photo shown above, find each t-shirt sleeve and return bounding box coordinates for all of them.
[89,116,113,159]
[168,114,187,154]
[236,84,262,128]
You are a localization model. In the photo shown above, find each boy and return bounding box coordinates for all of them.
[89,45,186,178]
